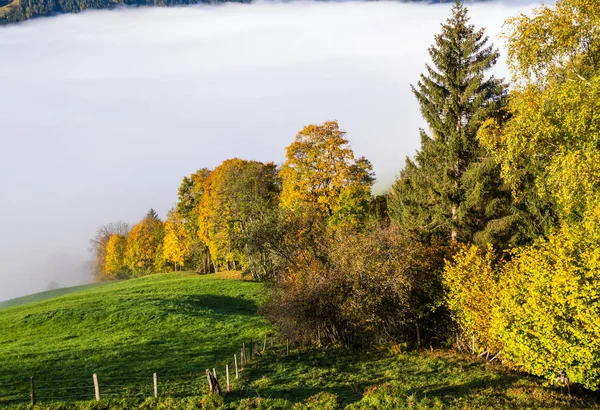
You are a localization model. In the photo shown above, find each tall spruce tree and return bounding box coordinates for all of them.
[389,1,514,247]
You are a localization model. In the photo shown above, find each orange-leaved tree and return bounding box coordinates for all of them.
[279,121,374,227]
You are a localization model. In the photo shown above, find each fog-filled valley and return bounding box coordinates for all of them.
[0,0,542,301]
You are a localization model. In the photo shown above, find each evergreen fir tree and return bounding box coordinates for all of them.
[389,1,513,247]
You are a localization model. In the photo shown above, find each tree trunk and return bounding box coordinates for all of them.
[451,203,458,243]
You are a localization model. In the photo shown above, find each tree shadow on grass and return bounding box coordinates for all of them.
[149,294,259,317]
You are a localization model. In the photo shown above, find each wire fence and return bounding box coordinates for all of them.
[0,334,290,407]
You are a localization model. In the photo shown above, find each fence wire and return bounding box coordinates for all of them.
[0,333,282,406]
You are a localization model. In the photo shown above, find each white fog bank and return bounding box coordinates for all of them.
[0,0,542,301]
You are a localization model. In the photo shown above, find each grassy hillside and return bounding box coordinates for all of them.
[0,272,271,407]
[0,283,107,310]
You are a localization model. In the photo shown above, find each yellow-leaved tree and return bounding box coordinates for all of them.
[104,234,127,279]
[197,158,280,274]
[463,0,600,389]
[124,209,165,275]
[279,121,374,227]
[163,209,190,271]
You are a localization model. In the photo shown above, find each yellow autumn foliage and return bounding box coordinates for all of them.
[124,210,165,274]
[492,205,600,390]
[443,244,502,354]
[104,234,127,278]
[279,121,374,226]
[163,209,191,269]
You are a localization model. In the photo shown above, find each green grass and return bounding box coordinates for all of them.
[0,272,271,407]
[234,346,600,409]
[0,283,108,310]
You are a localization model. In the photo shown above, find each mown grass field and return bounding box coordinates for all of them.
[1,272,598,409]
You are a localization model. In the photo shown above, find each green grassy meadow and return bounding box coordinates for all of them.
[0,272,271,407]
[0,283,108,310]
[1,272,598,409]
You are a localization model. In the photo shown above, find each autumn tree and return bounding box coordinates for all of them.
[198,158,280,276]
[124,209,165,275]
[480,0,600,227]
[389,1,513,248]
[280,121,374,227]
[89,221,130,280]
[176,168,212,272]
[163,209,190,271]
[104,234,127,278]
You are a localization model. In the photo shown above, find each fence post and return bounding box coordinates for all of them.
[153,372,158,398]
[30,376,35,405]
[93,373,100,401]
[206,369,213,393]
[226,364,230,392]
[286,338,289,356]
[234,354,239,379]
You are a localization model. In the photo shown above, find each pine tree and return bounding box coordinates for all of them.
[389,0,512,247]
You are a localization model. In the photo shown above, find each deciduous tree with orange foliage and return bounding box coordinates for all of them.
[280,121,374,227]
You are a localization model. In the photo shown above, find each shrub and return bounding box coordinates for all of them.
[492,204,600,390]
[263,226,454,347]
[443,244,502,354]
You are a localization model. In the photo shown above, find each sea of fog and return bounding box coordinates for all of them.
[0,0,543,301]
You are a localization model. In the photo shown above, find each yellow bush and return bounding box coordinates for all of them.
[443,245,502,354]
[492,203,600,390]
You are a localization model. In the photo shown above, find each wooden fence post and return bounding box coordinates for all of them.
[226,364,230,392]
[206,369,213,393]
[206,369,221,395]
[234,354,239,379]
[153,372,158,398]
[30,376,35,405]
[93,373,100,401]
